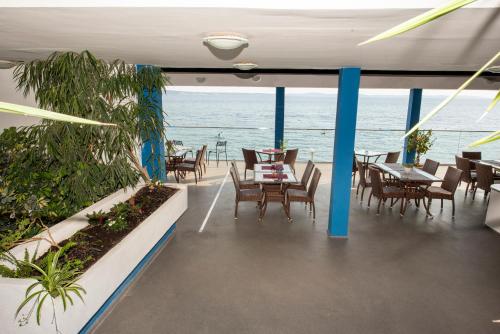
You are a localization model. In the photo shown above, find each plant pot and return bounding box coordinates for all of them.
[0,183,187,334]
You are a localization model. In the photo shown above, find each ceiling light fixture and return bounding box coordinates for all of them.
[203,34,248,50]
[233,62,258,71]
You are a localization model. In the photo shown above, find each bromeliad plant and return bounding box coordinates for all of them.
[406,129,435,166]
[15,247,86,332]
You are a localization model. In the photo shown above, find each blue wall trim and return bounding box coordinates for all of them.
[328,67,361,238]
[402,88,423,165]
[79,223,177,334]
[274,87,285,149]
[137,64,167,182]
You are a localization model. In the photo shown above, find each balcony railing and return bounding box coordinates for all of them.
[166,126,496,163]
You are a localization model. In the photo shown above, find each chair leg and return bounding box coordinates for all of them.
[367,193,373,207]
[464,182,469,198]
[244,169,247,180]
[376,199,382,214]
[234,200,239,219]
[440,199,443,209]
[361,187,366,201]
[356,183,361,196]
[452,198,456,217]
[312,202,316,220]
[352,172,356,187]
[225,150,228,166]
[472,187,477,200]
[194,170,198,184]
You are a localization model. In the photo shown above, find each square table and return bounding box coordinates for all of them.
[374,163,442,183]
[473,160,500,170]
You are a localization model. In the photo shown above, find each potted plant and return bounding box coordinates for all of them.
[406,129,435,167]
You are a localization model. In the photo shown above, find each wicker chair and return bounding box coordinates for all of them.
[288,160,315,191]
[424,167,462,216]
[455,155,477,198]
[260,184,290,220]
[286,168,321,221]
[230,161,259,189]
[229,167,263,219]
[355,159,371,202]
[352,154,358,187]
[367,167,405,215]
[462,151,481,171]
[283,148,299,173]
[473,163,500,200]
[184,145,207,176]
[422,159,440,175]
[384,151,400,163]
[242,148,258,180]
[175,149,203,184]
[207,141,228,167]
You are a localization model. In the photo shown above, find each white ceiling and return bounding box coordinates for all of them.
[0,5,499,88]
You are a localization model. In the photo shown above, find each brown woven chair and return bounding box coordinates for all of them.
[242,148,258,180]
[260,184,290,220]
[230,161,260,189]
[424,167,462,216]
[286,168,321,221]
[283,148,299,173]
[462,151,481,171]
[367,167,405,215]
[175,149,203,184]
[352,154,358,187]
[288,160,315,191]
[229,167,263,219]
[384,151,400,163]
[355,159,371,202]
[473,163,500,200]
[421,159,440,175]
[184,144,207,176]
[455,155,477,198]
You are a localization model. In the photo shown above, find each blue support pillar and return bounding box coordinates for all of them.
[402,88,423,165]
[274,87,285,149]
[137,64,167,182]
[327,67,361,238]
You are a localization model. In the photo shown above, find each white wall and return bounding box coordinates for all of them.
[0,68,38,132]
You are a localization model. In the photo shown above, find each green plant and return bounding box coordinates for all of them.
[86,210,108,225]
[0,248,38,278]
[279,139,288,150]
[105,216,128,232]
[406,129,435,166]
[15,247,86,331]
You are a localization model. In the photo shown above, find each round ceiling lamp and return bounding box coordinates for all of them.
[233,62,258,71]
[203,34,248,50]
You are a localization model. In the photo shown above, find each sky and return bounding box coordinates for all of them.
[166,86,498,98]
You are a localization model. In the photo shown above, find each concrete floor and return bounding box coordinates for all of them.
[94,162,500,334]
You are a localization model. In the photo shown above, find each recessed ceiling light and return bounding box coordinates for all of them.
[233,62,258,71]
[203,34,248,50]
[0,60,17,69]
[487,66,500,73]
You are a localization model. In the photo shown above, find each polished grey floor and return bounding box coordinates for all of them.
[94,163,500,334]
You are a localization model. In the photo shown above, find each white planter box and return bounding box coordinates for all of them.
[0,183,187,334]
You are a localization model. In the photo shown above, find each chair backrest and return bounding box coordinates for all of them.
[242,148,258,170]
[194,149,203,166]
[422,159,440,176]
[284,148,299,166]
[368,166,383,197]
[355,159,368,186]
[475,162,494,191]
[172,140,183,146]
[201,144,207,161]
[300,160,315,186]
[216,141,227,148]
[462,151,481,160]
[231,160,242,183]
[441,167,462,194]
[385,151,400,163]
[455,155,472,182]
[307,168,322,199]
[229,167,240,193]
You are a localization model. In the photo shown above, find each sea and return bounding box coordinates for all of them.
[163,89,499,164]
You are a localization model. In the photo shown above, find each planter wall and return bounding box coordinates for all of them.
[0,183,187,334]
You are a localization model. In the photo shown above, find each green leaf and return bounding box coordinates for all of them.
[403,51,500,139]
[36,293,49,325]
[468,130,500,147]
[477,89,500,121]
[0,101,116,126]
[359,0,476,45]
[15,290,42,318]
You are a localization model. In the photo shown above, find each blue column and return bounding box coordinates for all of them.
[274,87,285,149]
[328,67,361,238]
[402,88,423,165]
[137,64,167,182]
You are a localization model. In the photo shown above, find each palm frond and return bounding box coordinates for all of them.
[403,51,500,139]
[477,89,500,121]
[359,0,476,46]
[468,130,500,147]
[0,102,116,126]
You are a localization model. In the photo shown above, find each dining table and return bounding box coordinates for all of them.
[373,162,442,216]
[256,148,287,163]
[472,159,500,170]
[254,163,297,220]
[355,150,387,178]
